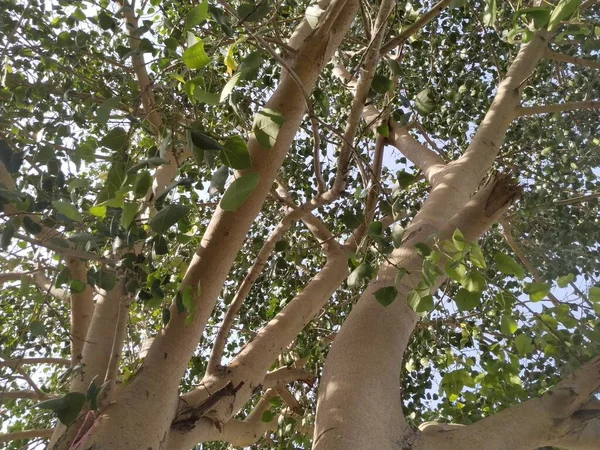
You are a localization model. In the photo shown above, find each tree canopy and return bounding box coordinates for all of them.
[0,0,599,449]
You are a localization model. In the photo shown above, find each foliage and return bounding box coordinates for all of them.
[0,0,599,447]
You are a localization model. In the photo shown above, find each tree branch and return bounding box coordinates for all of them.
[0,357,70,368]
[416,357,600,450]
[554,192,600,206]
[323,0,393,201]
[546,49,600,70]
[380,0,453,54]
[0,428,54,443]
[332,63,445,185]
[67,259,94,365]
[0,390,59,403]
[263,367,316,389]
[516,100,600,117]
[499,218,560,306]
[116,0,162,135]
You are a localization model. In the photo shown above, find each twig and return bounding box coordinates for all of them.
[515,100,600,117]
[545,49,600,70]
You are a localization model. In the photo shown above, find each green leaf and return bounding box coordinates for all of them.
[99,127,128,151]
[186,0,209,28]
[348,263,373,288]
[588,286,600,303]
[53,200,83,222]
[415,242,432,258]
[220,135,251,169]
[1,221,16,250]
[220,172,260,212]
[460,271,486,293]
[452,229,467,251]
[36,392,86,426]
[415,88,436,115]
[252,108,285,150]
[220,72,242,102]
[470,244,486,269]
[557,273,575,288]
[515,334,534,355]
[154,234,169,255]
[209,165,230,196]
[23,216,42,235]
[134,170,153,199]
[238,2,271,22]
[392,223,404,248]
[507,27,535,44]
[98,270,116,291]
[89,205,107,219]
[483,0,497,26]
[397,170,417,189]
[494,252,525,279]
[501,315,518,335]
[524,282,550,302]
[513,7,552,29]
[121,202,138,229]
[422,259,442,287]
[455,288,481,311]
[374,286,398,307]
[182,40,211,69]
[189,130,223,151]
[376,123,389,138]
[149,204,191,233]
[368,221,383,237]
[96,97,121,124]
[70,279,87,294]
[548,0,580,30]
[371,74,393,94]
[441,369,474,396]
[182,285,195,325]
[395,268,408,287]
[261,409,276,422]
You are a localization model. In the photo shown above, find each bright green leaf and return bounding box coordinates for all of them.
[515,334,534,355]
[455,288,481,311]
[182,40,211,70]
[589,286,600,303]
[186,0,209,28]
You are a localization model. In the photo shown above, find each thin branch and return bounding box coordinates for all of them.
[499,218,560,307]
[0,390,59,403]
[380,0,453,54]
[263,367,316,389]
[116,0,162,135]
[515,99,600,117]
[333,63,445,184]
[13,232,116,264]
[0,358,69,368]
[546,49,600,69]
[554,192,600,206]
[326,0,394,200]
[0,271,35,285]
[0,428,54,443]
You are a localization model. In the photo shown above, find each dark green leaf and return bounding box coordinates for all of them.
[238,2,271,22]
[220,172,260,212]
[374,286,398,307]
[186,0,209,28]
[348,263,373,288]
[99,127,128,151]
[53,201,83,222]
[455,288,481,311]
[220,135,251,169]
[149,204,191,233]
[36,392,86,426]
[371,75,393,94]
[98,270,116,291]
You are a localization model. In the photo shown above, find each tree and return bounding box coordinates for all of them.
[0,0,599,448]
